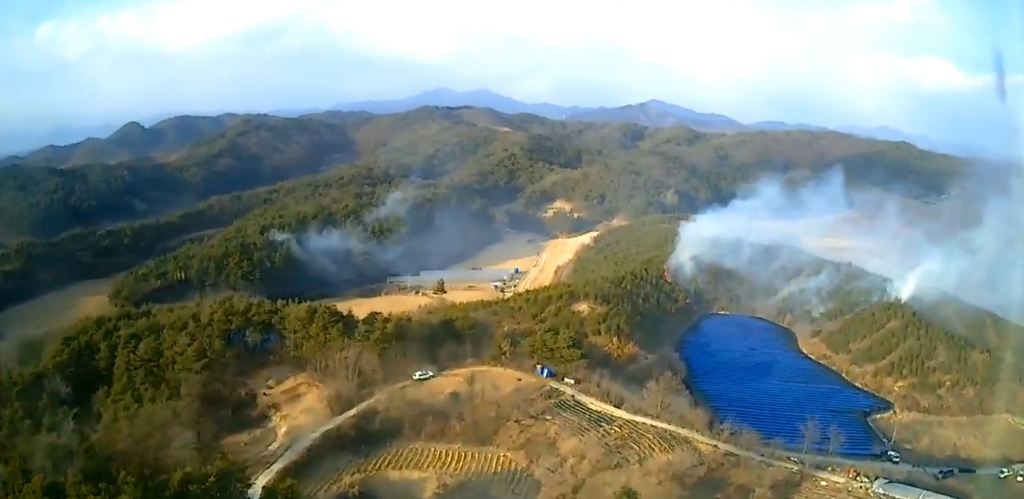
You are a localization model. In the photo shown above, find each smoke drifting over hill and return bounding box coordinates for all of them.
[668,165,1024,323]
[270,189,502,291]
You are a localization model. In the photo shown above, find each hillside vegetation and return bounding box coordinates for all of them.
[0,114,274,168]
[0,105,1009,498]
[2,211,1017,499]
[0,106,965,242]
[0,106,969,315]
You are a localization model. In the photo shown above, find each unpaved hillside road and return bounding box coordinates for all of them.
[246,381,410,498]
[545,383,851,485]
[247,366,523,499]
[548,383,1015,479]
[248,368,1003,498]
[514,231,599,292]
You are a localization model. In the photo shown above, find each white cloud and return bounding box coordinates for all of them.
[846,55,992,91]
[1,0,1013,153]
[23,0,965,84]
[845,0,948,25]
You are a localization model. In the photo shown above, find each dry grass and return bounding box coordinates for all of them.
[873,412,1024,466]
[328,230,600,318]
[331,285,502,318]
[488,257,536,273]
[259,373,335,452]
[256,365,866,499]
[0,276,116,355]
[570,302,596,315]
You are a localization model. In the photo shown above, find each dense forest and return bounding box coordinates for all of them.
[0,106,971,315]
[0,105,1012,498]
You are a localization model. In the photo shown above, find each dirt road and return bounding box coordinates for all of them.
[249,367,1011,498]
[514,231,599,292]
[247,366,524,499]
[247,381,410,498]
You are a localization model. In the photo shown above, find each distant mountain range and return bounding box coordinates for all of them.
[0,114,269,167]
[0,88,987,162]
[335,89,986,158]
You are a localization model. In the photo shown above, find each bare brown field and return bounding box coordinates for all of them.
[328,228,600,318]
[511,231,600,293]
[455,231,545,270]
[265,367,866,499]
[330,284,502,317]
[0,276,116,351]
[542,199,581,218]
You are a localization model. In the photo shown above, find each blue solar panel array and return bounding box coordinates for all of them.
[678,314,893,457]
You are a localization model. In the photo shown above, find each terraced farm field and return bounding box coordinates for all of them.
[305,444,540,499]
[548,395,702,463]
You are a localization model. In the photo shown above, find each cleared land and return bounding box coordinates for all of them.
[245,367,865,499]
[0,276,115,347]
[331,284,502,317]
[328,229,599,318]
[512,231,600,293]
[453,231,546,269]
[873,412,1024,466]
[542,199,581,218]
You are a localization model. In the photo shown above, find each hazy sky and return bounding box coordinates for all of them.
[3,0,1024,153]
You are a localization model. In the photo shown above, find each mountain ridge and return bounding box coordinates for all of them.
[2,88,983,163]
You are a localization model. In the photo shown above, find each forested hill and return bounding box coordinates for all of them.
[2,214,1021,498]
[0,106,971,317]
[0,102,1016,498]
[0,105,967,244]
[0,114,275,168]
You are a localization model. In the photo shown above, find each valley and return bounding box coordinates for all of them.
[0,104,1019,499]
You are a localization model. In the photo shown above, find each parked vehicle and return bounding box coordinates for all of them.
[884,450,902,464]
[412,370,435,381]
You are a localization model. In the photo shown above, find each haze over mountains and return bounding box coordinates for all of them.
[0,88,989,162]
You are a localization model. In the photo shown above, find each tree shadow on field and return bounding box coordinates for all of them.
[678,474,728,499]
[436,471,542,499]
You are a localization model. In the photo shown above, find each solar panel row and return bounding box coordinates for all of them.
[678,313,893,457]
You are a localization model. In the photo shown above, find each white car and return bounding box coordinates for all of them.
[885,450,902,464]
[412,370,435,381]
[1017,470,1024,483]
[997,468,1011,479]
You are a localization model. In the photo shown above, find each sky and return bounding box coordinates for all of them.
[3,0,1024,155]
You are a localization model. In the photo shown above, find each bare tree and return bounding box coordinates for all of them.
[827,424,846,457]
[713,421,738,443]
[800,417,821,455]
[735,427,764,452]
[764,437,788,456]
[642,375,670,416]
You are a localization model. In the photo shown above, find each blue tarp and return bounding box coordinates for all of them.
[677,314,892,457]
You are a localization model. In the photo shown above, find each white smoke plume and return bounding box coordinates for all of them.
[270,228,395,283]
[365,190,414,223]
[269,187,500,288]
[667,164,1024,323]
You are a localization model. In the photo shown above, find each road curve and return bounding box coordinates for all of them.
[545,382,851,484]
[549,383,1017,479]
[246,381,409,498]
[247,366,522,499]
[247,368,1010,498]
